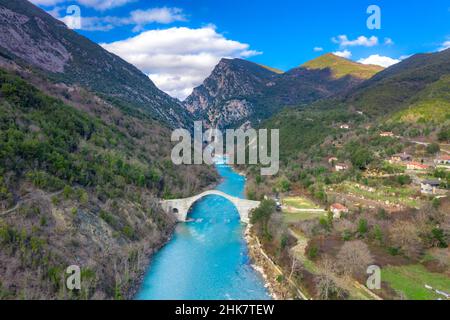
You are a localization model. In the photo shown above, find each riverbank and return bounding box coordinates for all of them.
[126,223,177,300]
[235,166,291,299]
[245,224,309,300]
[135,162,270,300]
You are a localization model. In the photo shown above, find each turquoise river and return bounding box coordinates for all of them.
[136,161,271,300]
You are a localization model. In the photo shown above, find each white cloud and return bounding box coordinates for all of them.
[53,7,186,31]
[77,0,135,11]
[313,47,324,52]
[101,26,262,100]
[384,37,394,45]
[358,54,400,67]
[129,8,186,32]
[333,50,352,59]
[31,0,135,10]
[439,40,450,51]
[332,35,379,47]
[30,0,64,5]
[399,54,412,60]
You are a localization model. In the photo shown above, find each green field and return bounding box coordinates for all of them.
[283,197,321,209]
[382,264,450,300]
[283,211,326,223]
[335,181,420,208]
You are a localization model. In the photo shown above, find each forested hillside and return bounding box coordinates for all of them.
[0,67,217,299]
[241,49,450,301]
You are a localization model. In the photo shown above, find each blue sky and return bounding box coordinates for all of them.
[32,0,450,99]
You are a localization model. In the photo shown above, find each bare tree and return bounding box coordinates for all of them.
[389,220,423,258]
[315,257,347,300]
[337,240,373,276]
[288,251,303,282]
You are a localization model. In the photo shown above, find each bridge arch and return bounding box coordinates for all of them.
[160,190,260,224]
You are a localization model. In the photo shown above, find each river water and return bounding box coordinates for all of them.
[136,161,271,300]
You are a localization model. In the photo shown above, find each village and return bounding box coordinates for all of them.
[318,130,450,215]
[253,128,449,300]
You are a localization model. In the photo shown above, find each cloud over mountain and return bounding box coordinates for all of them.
[358,54,400,67]
[101,26,262,100]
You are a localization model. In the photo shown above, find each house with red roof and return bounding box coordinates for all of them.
[330,203,349,219]
[434,155,450,166]
[406,162,429,171]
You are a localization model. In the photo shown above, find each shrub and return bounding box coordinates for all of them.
[307,244,319,260]
[426,143,440,155]
[342,230,353,241]
[122,226,135,239]
[358,218,368,236]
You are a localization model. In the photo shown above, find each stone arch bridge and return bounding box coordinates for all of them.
[160,190,260,224]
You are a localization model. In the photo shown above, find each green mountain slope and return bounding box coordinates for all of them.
[389,75,450,124]
[303,53,384,79]
[342,49,450,117]
[256,49,450,164]
[0,67,217,299]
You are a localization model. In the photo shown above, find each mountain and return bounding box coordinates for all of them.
[257,48,450,163]
[183,54,382,129]
[0,0,190,127]
[302,53,384,79]
[183,58,277,128]
[340,48,450,117]
[388,74,450,125]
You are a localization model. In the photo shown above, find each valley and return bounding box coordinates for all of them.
[0,0,448,302]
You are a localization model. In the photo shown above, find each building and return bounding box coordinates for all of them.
[330,203,349,218]
[434,155,450,166]
[380,132,395,137]
[390,152,413,163]
[340,124,350,130]
[421,180,441,195]
[335,163,349,172]
[406,162,429,171]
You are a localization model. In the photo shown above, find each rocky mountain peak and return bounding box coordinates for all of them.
[183,54,379,129]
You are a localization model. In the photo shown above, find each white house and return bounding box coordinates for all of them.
[421,180,441,195]
[335,163,349,172]
[330,203,349,218]
[434,155,450,166]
